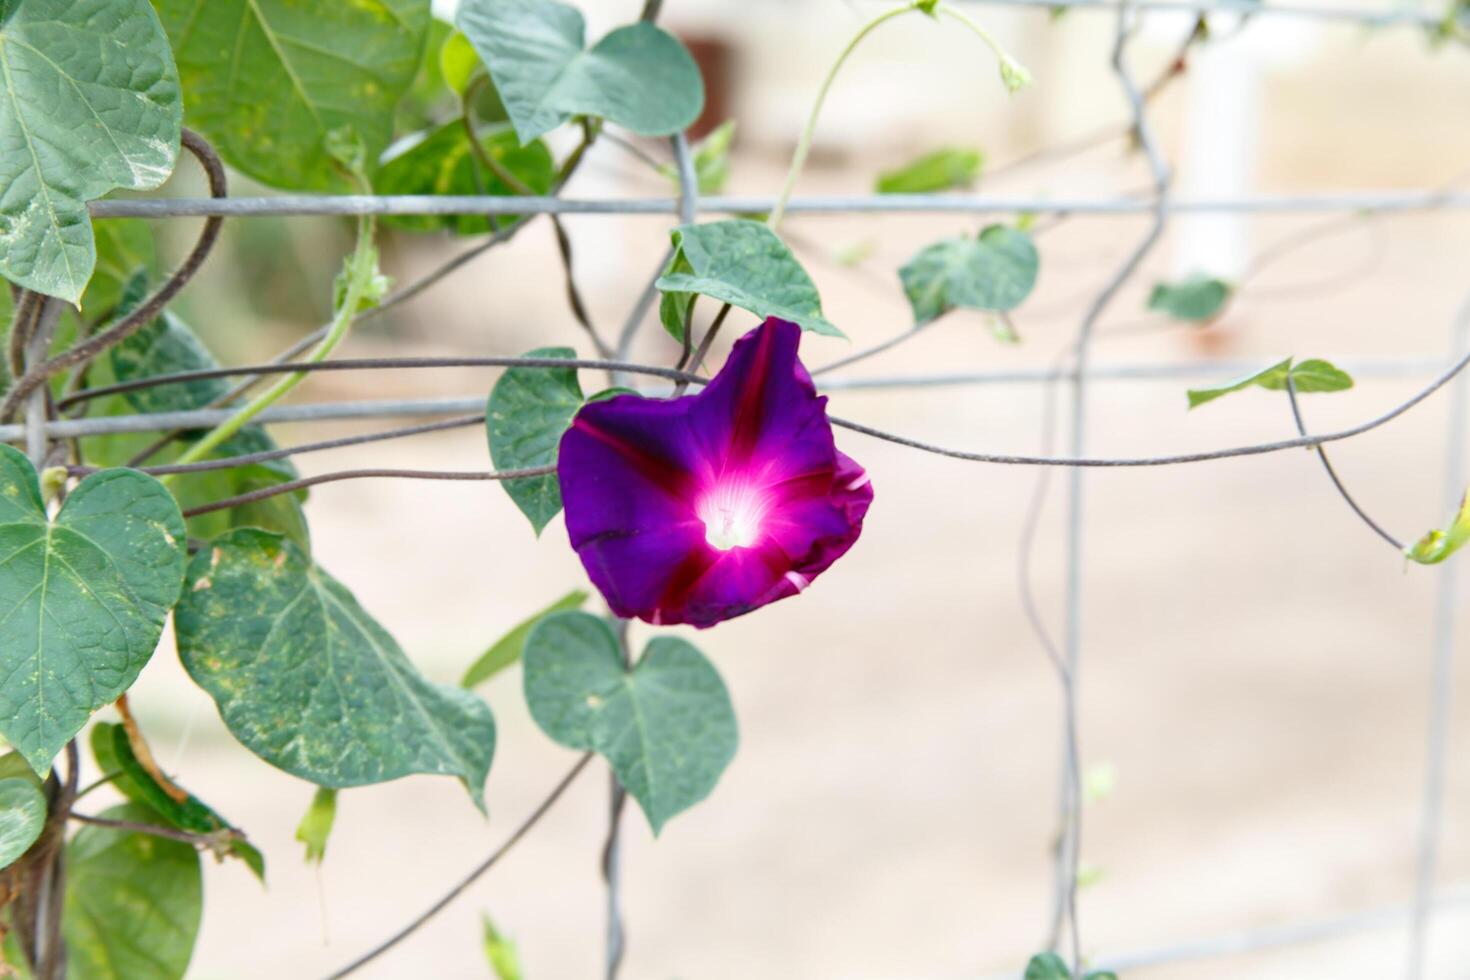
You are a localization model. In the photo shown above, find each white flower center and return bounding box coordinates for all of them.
[698,483,766,551]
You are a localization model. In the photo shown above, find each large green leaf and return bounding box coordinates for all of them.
[461,589,587,687]
[0,776,44,870]
[0,445,185,773]
[377,122,554,235]
[523,611,737,834]
[175,529,496,809]
[656,220,842,339]
[0,0,181,302]
[876,147,983,194]
[89,721,264,879]
[154,0,432,191]
[1406,489,1470,565]
[457,0,703,145]
[1186,357,1353,409]
[1147,273,1233,322]
[103,311,309,549]
[899,225,1038,324]
[485,347,583,535]
[64,803,201,980]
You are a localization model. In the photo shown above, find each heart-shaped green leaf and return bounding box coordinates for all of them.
[0,0,181,302]
[174,529,496,809]
[523,611,738,834]
[899,225,1038,324]
[486,347,584,535]
[657,220,843,340]
[0,775,45,870]
[0,445,185,773]
[1186,357,1354,409]
[457,0,703,145]
[154,0,431,191]
[1147,273,1233,322]
[64,803,201,980]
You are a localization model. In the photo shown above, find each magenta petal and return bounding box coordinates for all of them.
[557,317,873,628]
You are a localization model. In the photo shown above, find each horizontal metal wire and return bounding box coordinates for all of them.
[87,189,1470,220]
[22,355,1449,443]
[944,0,1442,26]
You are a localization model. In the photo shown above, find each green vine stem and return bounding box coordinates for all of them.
[164,209,378,481]
[767,0,1032,232]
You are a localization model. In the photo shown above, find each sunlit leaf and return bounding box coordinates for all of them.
[1405,489,1470,565]
[155,0,431,190]
[481,914,523,980]
[377,123,554,235]
[0,0,180,302]
[295,787,338,864]
[1186,357,1353,409]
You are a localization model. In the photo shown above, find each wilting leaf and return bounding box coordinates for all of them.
[89,722,263,879]
[1406,489,1470,565]
[154,0,431,190]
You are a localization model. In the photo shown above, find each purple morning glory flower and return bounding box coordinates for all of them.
[558,317,873,628]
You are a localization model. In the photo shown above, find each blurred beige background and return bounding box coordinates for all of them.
[107,1,1470,977]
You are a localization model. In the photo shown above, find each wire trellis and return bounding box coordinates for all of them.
[38,0,1468,975]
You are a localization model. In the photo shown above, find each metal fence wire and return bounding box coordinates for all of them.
[43,0,1470,975]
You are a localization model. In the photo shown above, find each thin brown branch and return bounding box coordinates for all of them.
[180,464,557,518]
[322,753,594,979]
[0,129,226,423]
